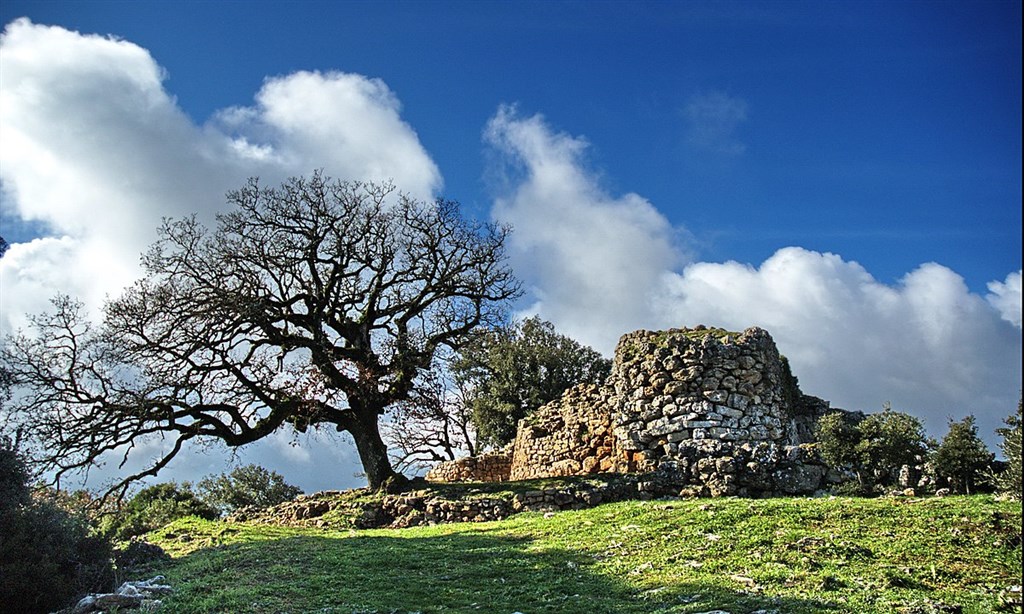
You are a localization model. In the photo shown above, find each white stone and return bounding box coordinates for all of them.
[705,389,728,402]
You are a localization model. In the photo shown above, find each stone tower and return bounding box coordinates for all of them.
[430,326,834,496]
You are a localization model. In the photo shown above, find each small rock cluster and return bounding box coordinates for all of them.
[429,326,836,497]
[67,576,171,613]
[425,447,513,483]
[651,440,833,497]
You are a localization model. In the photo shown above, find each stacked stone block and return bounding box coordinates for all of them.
[608,326,793,474]
[508,383,616,480]
[425,447,513,483]
[425,325,834,496]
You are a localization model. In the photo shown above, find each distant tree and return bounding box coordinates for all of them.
[815,411,861,478]
[100,482,217,542]
[384,348,480,472]
[197,464,303,515]
[816,404,927,493]
[0,235,9,259]
[993,397,1022,498]
[931,415,993,494]
[454,317,612,447]
[1,174,518,493]
[854,405,928,487]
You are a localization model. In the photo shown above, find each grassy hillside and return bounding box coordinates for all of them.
[143,495,1020,613]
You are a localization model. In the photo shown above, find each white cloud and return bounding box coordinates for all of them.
[683,90,749,155]
[485,105,686,350]
[659,253,1021,440]
[986,270,1022,329]
[485,108,1022,445]
[0,18,441,336]
[212,70,442,200]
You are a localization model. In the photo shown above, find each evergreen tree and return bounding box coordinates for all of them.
[931,415,993,494]
[454,317,611,447]
[197,465,303,515]
[993,397,1022,498]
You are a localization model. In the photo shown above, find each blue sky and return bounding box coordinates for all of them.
[1,1,1020,491]
[4,1,1020,288]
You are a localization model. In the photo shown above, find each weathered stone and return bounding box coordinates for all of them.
[427,447,513,483]
[774,464,826,494]
[72,577,173,613]
[425,325,836,498]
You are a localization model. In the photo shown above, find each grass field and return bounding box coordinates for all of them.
[143,494,1021,613]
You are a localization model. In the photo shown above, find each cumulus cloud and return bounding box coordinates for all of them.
[486,108,1021,443]
[212,70,441,200]
[0,18,441,333]
[658,253,1021,440]
[683,90,749,156]
[485,105,687,350]
[0,18,440,490]
[986,270,1022,329]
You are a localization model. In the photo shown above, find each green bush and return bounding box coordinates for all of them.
[855,407,928,485]
[454,316,612,447]
[197,464,302,515]
[102,482,218,542]
[0,446,114,613]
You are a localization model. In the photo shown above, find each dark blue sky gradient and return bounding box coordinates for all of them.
[2,0,1020,292]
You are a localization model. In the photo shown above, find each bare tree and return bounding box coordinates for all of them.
[383,349,479,473]
[1,173,519,493]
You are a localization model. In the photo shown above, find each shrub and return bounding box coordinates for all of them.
[993,398,1022,498]
[0,445,113,613]
[855,406,928,485]
[816,412,860,469]
[931,415,993,494]
[197,464,302,515]
[102,482,218,542]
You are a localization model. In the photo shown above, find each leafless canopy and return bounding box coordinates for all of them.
[1,173,519,494]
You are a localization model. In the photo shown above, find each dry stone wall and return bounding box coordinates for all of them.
[509,384,615,480]
[230,478,647,529]
[608,326,795,473]
[428,325,835,496]
[425,447,513,483]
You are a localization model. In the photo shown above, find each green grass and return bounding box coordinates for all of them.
[144,495,1020,614]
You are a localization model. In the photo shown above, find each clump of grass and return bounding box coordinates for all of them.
[145,495,1021,613]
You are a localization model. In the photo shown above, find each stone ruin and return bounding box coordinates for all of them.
[427,326,839,497]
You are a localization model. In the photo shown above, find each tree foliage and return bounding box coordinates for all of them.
[854,406,928,484]
[0,444,113,613]
[931,415,993,494]
[993,397,1022,498]
[197,464,303,515]
[1,174,518,492]
[814,411,861,470]
[816,405,928,492]
[454,317,612,447]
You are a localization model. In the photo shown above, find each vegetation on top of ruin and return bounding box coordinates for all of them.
[617,326,745,362]
[676,326,744,341]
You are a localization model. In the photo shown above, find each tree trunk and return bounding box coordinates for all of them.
[349,410,401,490]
